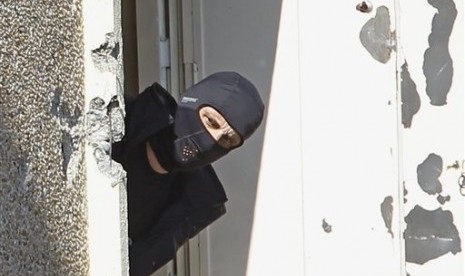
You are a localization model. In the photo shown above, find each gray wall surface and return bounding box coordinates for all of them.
[0,1,88,274]
[198,1,282,275]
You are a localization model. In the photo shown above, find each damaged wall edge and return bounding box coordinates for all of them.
[82,0,128,275]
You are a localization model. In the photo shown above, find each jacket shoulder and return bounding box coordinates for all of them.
[124,82,178,148]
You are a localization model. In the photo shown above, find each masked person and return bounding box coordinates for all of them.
[112,72,265,276]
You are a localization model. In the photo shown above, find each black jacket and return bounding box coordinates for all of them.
[112,83,228,275]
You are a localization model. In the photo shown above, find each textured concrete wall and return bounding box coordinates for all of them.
[0,0,127,275]
[0,1,88,274]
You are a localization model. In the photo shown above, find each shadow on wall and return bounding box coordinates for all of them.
[200,1,282,275]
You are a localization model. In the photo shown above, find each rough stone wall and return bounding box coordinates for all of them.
[0,1,89,274]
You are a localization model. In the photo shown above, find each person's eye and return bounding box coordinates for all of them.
[207,117,221,128]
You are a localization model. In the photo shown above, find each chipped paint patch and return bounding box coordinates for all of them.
[404,205,461,264]
[322,219,332,233]
[417,153,443,195]
[401,62,421,128]
[380,196,394,238]
[459,174,465,196]
[423,0,457,106]
[356,1,373,13]
[446,160,460,170]
[91,32,120,73]
[437,194,451,205]
[359,6,396,63]
[404,184,409,203]
[86,97,126,186]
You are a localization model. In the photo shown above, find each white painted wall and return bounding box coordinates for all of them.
[245,2,305,275]
[299,0,402,275]
[197,0,464,275]
[83,0,128,275]
[243,0,402,275]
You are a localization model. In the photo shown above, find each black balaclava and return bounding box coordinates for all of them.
[149,71,264,172]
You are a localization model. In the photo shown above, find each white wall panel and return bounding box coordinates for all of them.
[83,0,128,274]
[298,0,402,275]
[399,0,464,275]
[247,1,305,275]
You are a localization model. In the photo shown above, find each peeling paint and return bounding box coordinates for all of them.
[437,194,451,205]
[359,6,396,63]
[91,32,120,73]
[446,160,460,170]
[86,97,126,186]
[404,205,461,264]
[380,196,394,238]
[417,153,443,195]
[107,96,125,143]
[356,1,373,13]
[423,0,457,106]
[459,174,465,196]
[401,62,421,128]
[322,219,332,233]
[404,184,408,203]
